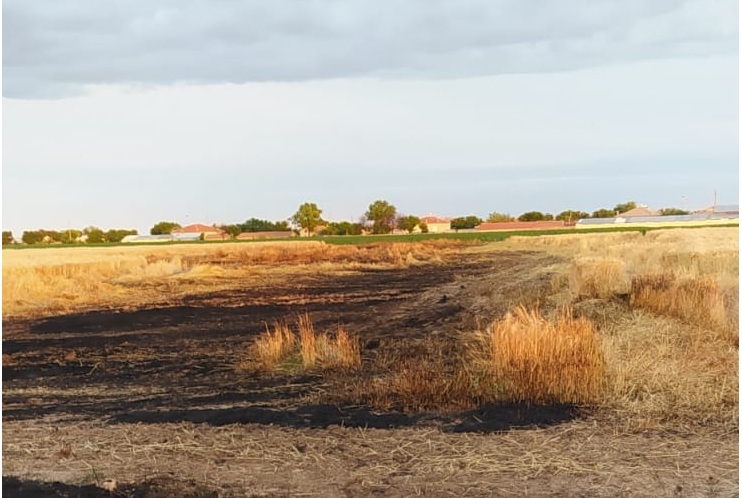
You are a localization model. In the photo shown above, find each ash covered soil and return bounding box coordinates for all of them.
[3,249,737,497]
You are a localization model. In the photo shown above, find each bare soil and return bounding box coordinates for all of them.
[3,248,738,497]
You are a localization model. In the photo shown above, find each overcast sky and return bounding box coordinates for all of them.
[2,0,739,234]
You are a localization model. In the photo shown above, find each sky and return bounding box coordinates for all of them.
[2,0,739,235]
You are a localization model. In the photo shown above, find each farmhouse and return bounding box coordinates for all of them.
[617,206,660,217]
[420,216,452,233]
[172,224,226,238]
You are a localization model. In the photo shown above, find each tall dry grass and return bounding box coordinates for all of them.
[506,227,739,428]
[533,228,739,339]
[245,314,361,372]
[250,323,297,371]
[298,313,317,368]
[569,257,627,299]
[469,306,604,404]
[629,273,729,335]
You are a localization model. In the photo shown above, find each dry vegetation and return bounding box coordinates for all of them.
[245,314,361,373]
[2,240,460,319]
[469,306,604,405]
[502,227,739,429]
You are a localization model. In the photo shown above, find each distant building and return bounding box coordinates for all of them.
[420,216,452,233]
[696,204,739,215]
[237,231,295,240]
[476,221,566,231]
[121,234,175,243]
[617,206,660,217]
[172,224,226,237]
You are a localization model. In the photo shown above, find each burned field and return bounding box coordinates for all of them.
[2,234,739,497]
[4,251,561,429]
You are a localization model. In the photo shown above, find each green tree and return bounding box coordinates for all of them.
[150,221,181,235]
[660,207,689,216]
[320,221,363,236]
[105,229,137,243]
[84,227,105,243]
[487,212,514,223]
[291,203,324,236]
[365,200,398,234]
[419,222,429,233]
[614,201,637,214]
[397,215,421,234]
[22,231,44,244]
[591,208,616,218]
[239,218,290,232]
[517,211,547,222]
[220,224,242,239]
[555,210,589,222]
[2,231,14,245]
[61,229,82,244]
[450,215,482,231]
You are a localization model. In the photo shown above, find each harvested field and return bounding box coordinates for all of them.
[2,229,738,497]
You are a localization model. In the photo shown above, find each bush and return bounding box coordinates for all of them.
[469,307,605,404]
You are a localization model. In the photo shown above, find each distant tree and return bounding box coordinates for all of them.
[614,201,637,214]
[291,203,325,236]
[2,231,14,245]
[22,231,44,244]
[150,221,181,235]
[487,212,515,223]
[517,211,547,222]
[556,210,590,222]
[365,200,397,234]
[239,218,290,232]
[84,227,105,244]
[450,216,483,231]
[660,207,690,216]
[591,208,616,218]
[419,222,429,234]
[219,224,242,239]
[105,229,137,243]
[544,213,555,221]
[396,215,421,234]
[61,229,82,244]
[320,221,363,236]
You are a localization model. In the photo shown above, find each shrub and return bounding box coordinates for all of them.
[250,322,296,371]
[469,306,604,404]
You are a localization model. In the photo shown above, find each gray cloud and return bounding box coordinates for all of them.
[3,0,738,98]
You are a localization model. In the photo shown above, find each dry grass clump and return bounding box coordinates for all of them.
[469,306,604,404]
[244,314,361,372]
[569,257,627,299]
[315,327,362,370]
[297,313,317,368]
[629,273,730,338]
[250,323,297,371]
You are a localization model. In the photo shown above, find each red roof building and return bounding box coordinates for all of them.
[171,224,225,235]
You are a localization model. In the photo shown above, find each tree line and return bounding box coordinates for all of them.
[3,200,692,245]
[3,227,138,245]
